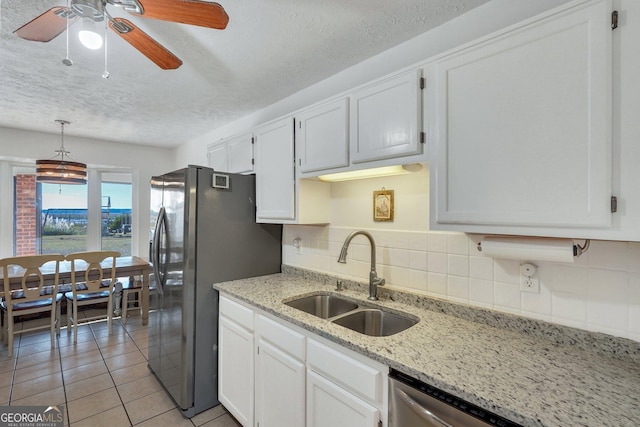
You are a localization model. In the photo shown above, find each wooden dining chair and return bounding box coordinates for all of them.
[65,251,120,343]
[0,254,65,358]
[118,276,143,326]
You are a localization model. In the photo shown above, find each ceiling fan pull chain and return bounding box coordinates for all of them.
[63,0,73,66]
[102,16,110,79]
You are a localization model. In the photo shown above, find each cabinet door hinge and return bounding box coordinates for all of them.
[611,196,618,213]
[251,158,255,165]
[251,136,255,145]
[257,346,260,355]
[378,420,383,427]
[420,132,425,144]
[612,10,618,30]
[420,77,425,90]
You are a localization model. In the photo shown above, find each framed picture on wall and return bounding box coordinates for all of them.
[373,189,394,222]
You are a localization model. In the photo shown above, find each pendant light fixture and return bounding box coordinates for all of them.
[36,120,87,185]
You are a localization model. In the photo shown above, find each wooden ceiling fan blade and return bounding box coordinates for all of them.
[14,7,78,42]
[109,18,182,70]
[135,0,229,29]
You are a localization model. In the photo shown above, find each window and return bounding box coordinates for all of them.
[39,182,88,255]
[101,177,133,256]
[12,168,133,257]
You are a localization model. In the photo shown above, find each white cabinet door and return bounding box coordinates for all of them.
[219,316,254,427]
[255,118,295,222]
[255,338,306,427]
[429,0,612,234]
[296,98,349,174]
[207,142,229,172]
[227,133,254,174]
[350,69,423,164]
[307,369,380,427]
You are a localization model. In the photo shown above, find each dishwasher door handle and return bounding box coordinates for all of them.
[396,389,454,427]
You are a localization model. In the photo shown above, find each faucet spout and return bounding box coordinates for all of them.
[336,230,385,300]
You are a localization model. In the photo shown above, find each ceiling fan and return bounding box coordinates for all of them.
[14,0,229,70]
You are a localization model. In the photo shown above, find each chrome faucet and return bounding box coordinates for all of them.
[337,230,385,301]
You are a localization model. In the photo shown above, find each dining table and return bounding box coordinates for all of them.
[1,255,152,326]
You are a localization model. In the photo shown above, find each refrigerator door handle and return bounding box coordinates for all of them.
[152,206,167,294]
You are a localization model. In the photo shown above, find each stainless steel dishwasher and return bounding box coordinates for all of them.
[389,369,523,427]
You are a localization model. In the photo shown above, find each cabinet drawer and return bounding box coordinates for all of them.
[307,339,384,404]
[220,296,255,331]
[257,314,306,361]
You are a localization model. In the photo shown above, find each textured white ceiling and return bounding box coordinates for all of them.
[0,0,488,148]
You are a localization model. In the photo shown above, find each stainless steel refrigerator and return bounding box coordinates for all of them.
[148,165,282,417]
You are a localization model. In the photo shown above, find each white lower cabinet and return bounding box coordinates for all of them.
[255,315,306,427]
[307,370,380,427]
[219,298,255,427]
[218,294,388,427]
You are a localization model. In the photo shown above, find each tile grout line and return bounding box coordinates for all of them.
[90,316,135,427]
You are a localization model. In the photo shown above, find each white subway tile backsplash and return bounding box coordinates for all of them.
[428,233,447,253]
[521,284,552,316]
[428,252,448,274]
[448,276,469,300]
[629,243,640,273]
[494,282,521,311]
[587,240,630,271]
[552,291,587,323]
[409,250,428,271]
[494,259,520,285]
[410,232,429,251]
[447,254,469,277]
[469,256,494,280]
[409,270,428,292]
[447,233,469,255]
[281,225,640,342]
[387,265,411,288]
[427,272,447,296]
[469,278,494,305]
[384,248,411,268]
[546,264,588,294]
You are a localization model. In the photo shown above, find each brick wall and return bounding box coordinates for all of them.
[15,174,37,256]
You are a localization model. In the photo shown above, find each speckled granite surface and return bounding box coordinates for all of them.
[213,267,640,427]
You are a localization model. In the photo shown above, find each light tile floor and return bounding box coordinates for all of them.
[0,307,242,427]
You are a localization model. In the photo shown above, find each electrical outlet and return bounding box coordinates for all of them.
[293,238,302,254]
[520,276,540,293]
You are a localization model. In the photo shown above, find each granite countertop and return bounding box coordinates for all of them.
[213,267,640,427]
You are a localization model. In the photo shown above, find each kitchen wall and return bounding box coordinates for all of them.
[283,169,640,343]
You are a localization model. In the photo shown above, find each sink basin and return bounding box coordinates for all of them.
[331,309,418,337]
[285,294,359,319]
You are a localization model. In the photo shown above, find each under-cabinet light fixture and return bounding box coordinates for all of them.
[317,163,422,182]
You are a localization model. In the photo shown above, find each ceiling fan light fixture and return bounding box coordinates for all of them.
[36,120,87,185]
[79,17,103,49]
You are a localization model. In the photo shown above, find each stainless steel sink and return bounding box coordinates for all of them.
[331,308,418,337]
[285,294,359,319]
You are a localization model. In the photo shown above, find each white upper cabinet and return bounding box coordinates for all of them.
[255,118,296,222]
[206,142,228,172]
[255,117,331,225]
[227,133,254,174]
[206,133,254,174]
[350,69,424,164]
[296,98,349,174]
[428,0,613,236]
